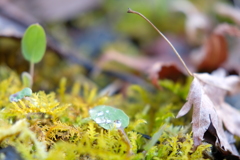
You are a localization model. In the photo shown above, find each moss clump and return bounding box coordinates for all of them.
[0,66,211,160]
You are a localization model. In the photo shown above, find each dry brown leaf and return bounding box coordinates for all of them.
[95,50,187,83]
[195,69,240,95]
[177,69,240,154]
[190,24,240,72]
[195,69,240,137]
[148,62,186,86]
[176,76,231,151]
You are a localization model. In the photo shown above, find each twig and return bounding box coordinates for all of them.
[127,8,193,77]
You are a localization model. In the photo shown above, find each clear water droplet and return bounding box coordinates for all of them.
[97,111,104,116]
[95,117,104,123]
[114,120,122,128]
[106,110,109,113]
[106,120,112,124]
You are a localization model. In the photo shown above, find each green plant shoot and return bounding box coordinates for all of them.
[21,72,32,88]
[89,105,129,130]
[21,24,47,86]
[9,87,32,102]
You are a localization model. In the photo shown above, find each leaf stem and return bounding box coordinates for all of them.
[118,128,133,156]
[30,62,34,88]
[127,8,193,77]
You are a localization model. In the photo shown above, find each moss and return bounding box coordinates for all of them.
[0,66,211,160]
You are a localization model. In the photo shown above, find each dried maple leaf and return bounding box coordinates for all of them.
[127,8,240,156]
[177,70,240,154]
[195,69,240,137]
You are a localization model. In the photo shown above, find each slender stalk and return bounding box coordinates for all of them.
[29,62,34,88]
[127,8,193,77]
[118,128,133,156]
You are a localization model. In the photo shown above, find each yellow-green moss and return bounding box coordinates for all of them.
[0,66,212,160]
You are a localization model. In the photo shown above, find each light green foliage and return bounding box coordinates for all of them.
[0,119,47,160]
[21,72,32,87]
[124,85,182,134]
[6,91,70,121]
[159,77,193,100]
[0,67,212,160]
[89,105,129,130]
[9,87,32,102]
[21,24,46,63]
[144,124,166,151]
[0,67,22,109]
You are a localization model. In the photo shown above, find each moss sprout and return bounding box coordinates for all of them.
[0,66,212,160]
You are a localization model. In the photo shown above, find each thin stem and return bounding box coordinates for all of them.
[30,62,34,88]
[118,128,133,156]
[127,8,193,77]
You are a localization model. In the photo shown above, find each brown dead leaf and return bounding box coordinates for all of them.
[95,50,187,83]
[190,24,240,72]
[177,69,240,154]
[191,33,227,72]
[148,62,186,86]
[195,69,240,95]
[176,76,231,151]
[195,69,240,138]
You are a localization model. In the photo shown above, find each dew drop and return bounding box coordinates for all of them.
[95,117,104,124]
[114,120,122,128]
[106,119,112,124]
[97,111,104,116]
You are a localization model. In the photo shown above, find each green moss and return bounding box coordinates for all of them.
[0,66,211,160]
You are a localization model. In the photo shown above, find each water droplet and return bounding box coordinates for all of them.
[114,120,122,128]
[95,118,104,123]
[106,120,112,124]
[106,110,109,113]
[97,111,104,116]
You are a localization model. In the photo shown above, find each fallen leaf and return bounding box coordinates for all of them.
[148,62,186,86]
[191,24,240,73]
[195,69,240,138]
[177,69,240,154]
[204,124,240,159]
[195,69,240,95]
[176,76,230,150]
[95,49,188,85]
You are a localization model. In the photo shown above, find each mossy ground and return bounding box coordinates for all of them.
[0,65,211,160]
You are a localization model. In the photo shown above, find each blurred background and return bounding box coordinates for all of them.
[0,0,240,97]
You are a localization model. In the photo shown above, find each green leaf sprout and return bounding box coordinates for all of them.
[21,72,32,88]
[21,24,47,87]
[9,87,32,102]
[89,105,129,130]
[21,24,46,63]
